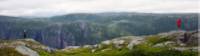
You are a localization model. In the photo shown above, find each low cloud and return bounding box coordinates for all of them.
[0,0,198,16]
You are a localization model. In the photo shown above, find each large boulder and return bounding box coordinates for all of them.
[157,30,198,47]
[127,36,144,49]
[175,31,198,46]
[15,45,39,56]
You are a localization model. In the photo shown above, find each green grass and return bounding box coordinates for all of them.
[0,47,24,56]
[145,35,173,45]
[34,44,198,56]
[34,35,198,56]
[128,45,198,56]
[0,35,197,56]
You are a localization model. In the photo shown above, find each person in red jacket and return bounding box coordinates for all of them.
[176,18,182,30]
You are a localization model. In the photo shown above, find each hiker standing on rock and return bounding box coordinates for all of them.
[23,30,27,38]
[176,18,192,45]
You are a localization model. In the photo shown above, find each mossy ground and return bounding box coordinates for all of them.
[0,47,24,56]
[35,35,198,56]
[0,35,197,56]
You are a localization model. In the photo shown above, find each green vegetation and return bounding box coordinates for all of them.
[127,42,197,56]
[35,44,197,56]
[0,31,198,56]
[0,13,198,48]
[0,47,24,56]
[0,43,196,56]
[34,35,198,56]
[145,35,173,45]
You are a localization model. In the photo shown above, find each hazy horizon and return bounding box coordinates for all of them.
[0,0,198,17]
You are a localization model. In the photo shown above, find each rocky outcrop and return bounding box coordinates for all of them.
[0,38,55,56]
[90,30,199,51]
[156,30,198,47]
[175,31,198,46]
[15,45,39,56]
[0,30,197,56]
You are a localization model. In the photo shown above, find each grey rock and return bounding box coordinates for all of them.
[15,45,39,56]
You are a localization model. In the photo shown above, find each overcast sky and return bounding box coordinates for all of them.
[0,0,198,17]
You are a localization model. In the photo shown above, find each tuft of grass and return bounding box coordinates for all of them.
[35,49,51,56]
[145,35,173,45]
[126,42,198,56]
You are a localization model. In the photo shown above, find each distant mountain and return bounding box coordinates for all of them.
[0,12,198,48]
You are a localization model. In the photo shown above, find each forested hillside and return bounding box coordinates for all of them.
[0,12,198,48]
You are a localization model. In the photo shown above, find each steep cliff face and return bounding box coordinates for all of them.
[0,13,198,48]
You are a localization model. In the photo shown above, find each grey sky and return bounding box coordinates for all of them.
[0,0,198,16]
